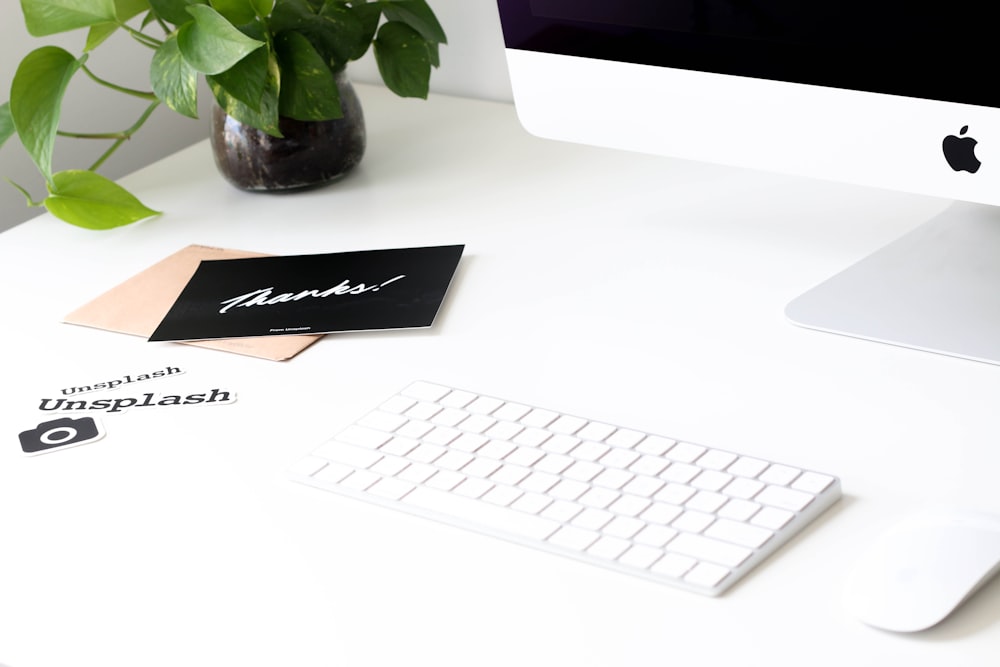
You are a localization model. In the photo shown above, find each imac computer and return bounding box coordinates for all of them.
[495,1,1000,365]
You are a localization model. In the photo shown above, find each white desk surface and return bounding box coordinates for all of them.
[2,84,999,666]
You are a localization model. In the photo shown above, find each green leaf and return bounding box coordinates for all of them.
[149,0,206,25]
[0,103,14,151]
[85,0,152,50]
[373,21,430,99]
[274,30,341,120]
[316,1,370,62]
[348,0,383,46]
[270,0,367,66]
[20,0,118,36]
[44,170,160,229]
[209,49,281,136]
[115,0,152,19]
[85,23,121,50]
[209,0,256,25]
[207,42,269,111]
[378,0,446,45]
[177,4,266,74]
[151,34,200,118]
[9,47,87,182]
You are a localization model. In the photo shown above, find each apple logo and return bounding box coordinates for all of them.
[942,125,982,173]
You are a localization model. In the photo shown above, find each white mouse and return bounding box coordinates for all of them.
[844,508,1000,632]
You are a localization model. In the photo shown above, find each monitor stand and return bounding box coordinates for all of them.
[785,201,1000,365]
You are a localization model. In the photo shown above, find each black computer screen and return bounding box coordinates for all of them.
[496,0,1000,109]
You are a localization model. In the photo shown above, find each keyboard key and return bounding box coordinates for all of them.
[548,525,599,550]
[751,507,795,530]
[671,510,715,534]
[358,410,408,433]
[666,442,705,463]
[380,395,417,414]
[684,562,731,589]
[460,414,497,434]
[726,456,769,479]
[577,421,616,442]
[334,425,391,449]
[520,408,558,428]
[312,461,354,484]
[651,553,696,578]
[792,471,836,494]
[633,524,678,548]
[619,544,665,569]
[606,428,645,448]
[315,441,383,469]
[404,401,441,421]
[482,485,522,507]
[550,415,587,434]
[756,485,814,512]
[367,476,414,501]
[432,408,469,427]
[510,491,551,514]
[439,390,476,408]
[635,435,675,456]
[717,498,762,521]
[485,421,524,441]
[668,533,753,568]
[290,382,841,596]
[493,402,531,422]
[401,381,450,402]
[512,427,551,447]
[639,502,683,526]
[407,485,560,540]
[541,500,583,523]
[697,450,738,470]
[704,519,773,549]
[758,464,801,486]
[467,395,504,414]
[542,434,580,454]
[588,535,631,560]
[573,508,614,531]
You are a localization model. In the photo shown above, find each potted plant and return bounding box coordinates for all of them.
[0,0,446,229]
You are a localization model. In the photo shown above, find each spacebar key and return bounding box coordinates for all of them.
[404,486,560,541]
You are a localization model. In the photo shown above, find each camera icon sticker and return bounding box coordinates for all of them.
[19,417,106,455]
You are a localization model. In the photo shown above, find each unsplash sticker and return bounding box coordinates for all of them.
[18,363,236,455]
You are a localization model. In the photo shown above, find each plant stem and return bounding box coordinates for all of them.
[54,100,163,172]
[153,16,171,35]
[120,23,164,49]
[89,100,162,172]
[81,65,158,101]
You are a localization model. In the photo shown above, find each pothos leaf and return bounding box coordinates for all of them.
[176,4,264,74]
[209,48,282,136]
[149,0,207,26]
[373,21,431,99]
[44,170,161,229]
[85,0,152,50]
[9,47,87,182]
[207,43,270,112]
[20,0,117,36]
[274,30,342,120]
[0,103,14,150]
[151,34,201,118]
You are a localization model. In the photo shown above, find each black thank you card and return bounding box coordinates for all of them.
[149,245,464,342]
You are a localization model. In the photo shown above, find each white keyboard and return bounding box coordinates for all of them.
[289,381,841,595]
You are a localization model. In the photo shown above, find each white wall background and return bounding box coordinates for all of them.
[0,1,513,232]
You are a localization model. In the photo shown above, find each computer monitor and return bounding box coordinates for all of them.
[496,1,1000,365]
